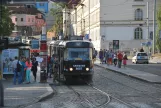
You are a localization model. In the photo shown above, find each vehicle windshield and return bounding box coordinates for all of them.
[137,53,148,56]
[64,48,92,60]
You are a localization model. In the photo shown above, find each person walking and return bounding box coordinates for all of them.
[99,49,103,64]
[12,56,22,85]
[113,53,117,67]
[105,50,109,65]
[53,56,59,82]
[32,58,38,82]
[117,51,123,68]
[123,52,128,68]
[20,57,26,83]
[108,50,113,65]
[25,58,32,84]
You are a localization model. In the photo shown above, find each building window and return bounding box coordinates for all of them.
[28,18,30,22]
[135,9,143,21]
[150,31,153,40]
[39,3,44,6]
[15,18,17,22]
[134,27,143,39]
[32,18,34,22]
[21,18,23,21]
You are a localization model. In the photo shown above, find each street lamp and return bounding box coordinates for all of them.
[153,0,156,54]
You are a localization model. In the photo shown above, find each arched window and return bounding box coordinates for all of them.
[134,27,143,39]
[135,9,143,20]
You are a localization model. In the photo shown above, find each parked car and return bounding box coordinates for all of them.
[132,52,149,64]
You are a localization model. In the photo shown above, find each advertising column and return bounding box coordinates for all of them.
[40,26,47,83]
[40,26,47,71]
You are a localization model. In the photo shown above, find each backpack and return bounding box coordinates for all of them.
[16,61,22,72]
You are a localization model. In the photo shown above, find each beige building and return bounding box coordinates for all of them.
[63,0,161,52]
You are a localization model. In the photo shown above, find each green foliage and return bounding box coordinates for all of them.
[49,2,67,37]
[0,5,14,37]
[156,6,161,52]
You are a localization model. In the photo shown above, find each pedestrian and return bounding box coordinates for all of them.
[108,50,113,65]
[12,56,22,85]
[105,50,109,65]
[99,49,103,64]
[32,58,38,82]
[25,58,32,84]
[53,56,59,82]
[47,55,51,77]
[140,47,144,52]
[117,51,123,68]
[113,53,117,66]
[20,57,26,83]
[123,52,128,68]
[93,48,97,62]
[103,49,106,63]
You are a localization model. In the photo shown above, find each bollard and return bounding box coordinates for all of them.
[40,70,47,83]
[0,80,4,107]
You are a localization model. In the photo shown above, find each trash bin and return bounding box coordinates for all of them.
[0,80,4,107]
[40,70,47,83]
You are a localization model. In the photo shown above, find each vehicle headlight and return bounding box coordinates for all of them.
[86,68,89,71]
[69,68,73,71]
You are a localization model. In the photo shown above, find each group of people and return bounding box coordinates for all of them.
[12,56,38,85]
[98,49,128,68]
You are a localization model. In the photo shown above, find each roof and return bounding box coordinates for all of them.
[8,6,43,15]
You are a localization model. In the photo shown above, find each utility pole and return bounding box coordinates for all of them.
[88,0,90,39]
[74,7,77,35]
[81,4,84,35]
[153,0,156,54]
[65,6,67,38]
[147,2,149,40]
[147,2,149,53]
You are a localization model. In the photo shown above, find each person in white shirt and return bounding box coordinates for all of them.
[113,53,117,66]
[12,56,22,85]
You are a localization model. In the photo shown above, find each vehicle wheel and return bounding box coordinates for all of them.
[136,62,138,64]
[147,62,149,64]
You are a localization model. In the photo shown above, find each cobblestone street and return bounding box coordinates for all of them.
[23,66,161,108]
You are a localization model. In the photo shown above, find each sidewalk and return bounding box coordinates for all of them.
[94,60,161,83]
[2,67,54,108]
[149,57,161,64]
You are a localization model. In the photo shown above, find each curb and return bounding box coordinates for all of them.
[12,83,54,108]
[149,61,161,64]
[94,64,158,83]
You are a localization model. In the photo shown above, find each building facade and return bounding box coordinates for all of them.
[8,4,45,36]
[68,0,160,52]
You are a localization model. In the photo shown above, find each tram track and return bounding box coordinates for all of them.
[66,77,138,108]
[85,81,138,108]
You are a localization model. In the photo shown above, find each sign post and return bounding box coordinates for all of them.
[40,26,47,83]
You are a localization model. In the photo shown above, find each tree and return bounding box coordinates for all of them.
[49,2,67,38]
[0,5,14,37]
[156,6,161,52]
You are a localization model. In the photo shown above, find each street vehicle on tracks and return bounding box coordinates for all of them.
[49,39,95,82]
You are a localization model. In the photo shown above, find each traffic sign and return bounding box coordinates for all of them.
[41,34,47,41]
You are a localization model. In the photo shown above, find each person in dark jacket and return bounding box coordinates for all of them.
[32,58,38,82]
[99,49,103,64]
[140,47,144,52]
